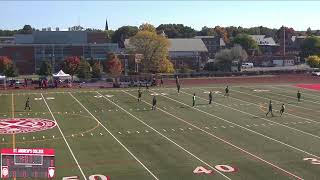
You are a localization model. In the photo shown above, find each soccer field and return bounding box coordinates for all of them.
[1,84,320,180]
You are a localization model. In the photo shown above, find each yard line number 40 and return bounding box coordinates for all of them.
[193,165,237,175]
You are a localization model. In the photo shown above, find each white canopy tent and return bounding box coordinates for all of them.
[53,70,71,79]
[0,75,6,89]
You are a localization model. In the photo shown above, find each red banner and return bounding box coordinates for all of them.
[1,148,55,155]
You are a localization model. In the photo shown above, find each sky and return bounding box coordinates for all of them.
[1,1,320,31]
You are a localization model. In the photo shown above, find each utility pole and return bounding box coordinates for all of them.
[283,26,286,56]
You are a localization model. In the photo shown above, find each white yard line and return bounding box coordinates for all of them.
[123,91,304,180]
[225,88,320,124]
[40,93,87,180]
[269,86,320,103]
[151,90,320,159]
[98,91,232,180]
[188,88,320,141]
[69,93,159,180]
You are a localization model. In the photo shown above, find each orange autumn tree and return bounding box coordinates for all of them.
[0,56,13,74]
[106,53,123,75]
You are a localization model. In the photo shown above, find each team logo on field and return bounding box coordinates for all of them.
[0,118,56,134]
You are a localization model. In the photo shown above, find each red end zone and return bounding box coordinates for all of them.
[295,84,320,91]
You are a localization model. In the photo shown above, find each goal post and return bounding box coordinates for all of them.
[0,75,6,90]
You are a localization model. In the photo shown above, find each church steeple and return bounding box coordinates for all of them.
[105,18,109,31]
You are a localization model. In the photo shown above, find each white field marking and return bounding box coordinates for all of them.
[40,94,88,180]
[104,91,232,180]
[171,129,175,131]
[136,131,140,134]
[195,88,320,140]
[32,136,35,139]
[105,95,114,98]
[222,88,320,124]
[69,93,159,180]
[150,93,159,96]
[90,133,93,136]
[275,85,320,99]
[264,88,320,106]
[205,127,209,129]
[2,138,4,141]
[123,91,304,180]
[100,133,103,136]
[151,90,320,159]
[268,86,320,106]
[180,128,184,131]
[46,97,55,100]
[163,129,167,132]
[253,89,270,92]
[34,98,42,101]
[145,130,149,133]
[94,95,103,98]
[160,93,168,96]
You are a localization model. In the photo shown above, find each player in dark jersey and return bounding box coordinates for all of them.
[138,89,142,102]
[265,100,274,117]
[177,83,181,93]
[152,96,157,110]
[297,90,301,102]
[224,86,229,97]
[192,93,196,107]
[280,103,285,117]
[209,91,213,104]
[24,97,31,111]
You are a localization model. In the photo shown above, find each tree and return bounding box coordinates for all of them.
[305,55,320,68]
[104,30,114,42]
[156,24,196,38]
[112,26,139,47]
[19,25,33,34]
[91,61,102,78]
[38,61,52,76]
[276,26,295,41]
[214,26,229,44]
[232,33,259,55]
[158,58,174,73]
[106,53,122,75]
[197,26,217,36]
[62,56,81,80]
[77,58,91,79]
[301,36,320,58]
[0,56,13,74]
[129,30,170,72]
[211,45,247,72]
[139,23,156,33]
[306,27,313,36]
[5,64,18,77]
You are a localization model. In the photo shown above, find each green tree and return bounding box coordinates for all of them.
[305,55,320,68]
[91,61,102,78]
[156,24,196,38]
[139,23,156,33]
[4,64,18,77]
[19,25,33,34]
[38,61,52,76]
[197,26,217,36]
[301,36,320,58]
[104,30,114,42]
[232,33,259,55]
[211,45,247,72]
[129,30,170,72]
[77,58,91,79]
[306,27,313,36]
[112,26,139,47]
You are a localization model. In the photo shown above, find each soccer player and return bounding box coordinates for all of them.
[265,100,274,117]
[152,96,157,110]
[297,90,301,102]
[24,97,31,111]
[138,89,142,102]
[209,91,213,104]
[175,75,179,85]
[160,76,164,87]
[177,83,181,93]
[280,103,285,117]
[224,86,229,97]
[192,93,196,107]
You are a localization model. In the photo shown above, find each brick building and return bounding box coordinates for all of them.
[0,31,119,74]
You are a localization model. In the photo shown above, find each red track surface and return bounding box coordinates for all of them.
[295,84,320,91]
[164,74,320,86]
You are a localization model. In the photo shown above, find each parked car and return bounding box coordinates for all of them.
[241,63,254,69]
[312,71,320,76]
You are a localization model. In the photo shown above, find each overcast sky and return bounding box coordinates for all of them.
[1,1,319,31]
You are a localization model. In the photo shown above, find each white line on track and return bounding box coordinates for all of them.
[196,88,320,140]
[101,91,232,180]
[69,93,159,180]
[40,94,87,180]
[151,90,320,159]
[123,91,303,180]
